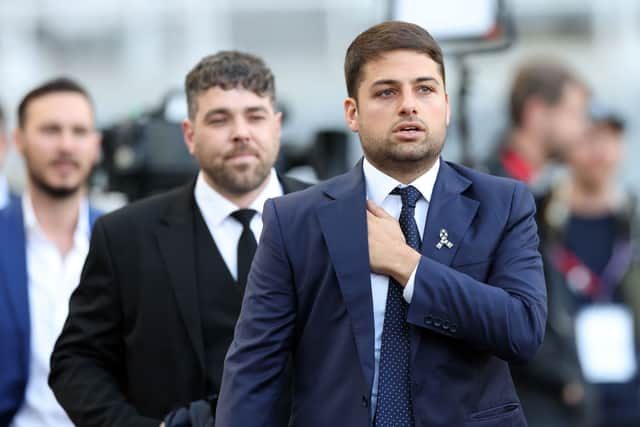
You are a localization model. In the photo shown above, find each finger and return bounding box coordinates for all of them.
[366,209,375,221]
[366,200,392,219]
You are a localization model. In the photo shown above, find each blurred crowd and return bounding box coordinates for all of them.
[482,60,640,427]
[1,49,639,427]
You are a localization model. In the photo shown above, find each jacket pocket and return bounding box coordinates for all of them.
[465,402,523,426]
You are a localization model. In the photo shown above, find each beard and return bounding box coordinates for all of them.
[205,160,271,195]
[201,143,274,196]
[360,123,446,177]
[28,168,84,199]
[26,155,88,199]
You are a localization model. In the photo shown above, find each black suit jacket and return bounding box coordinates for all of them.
[49,175,307,427]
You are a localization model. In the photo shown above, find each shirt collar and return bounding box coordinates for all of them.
[22,190,91,243]
[363,157,440,204]
[194,168,283,227]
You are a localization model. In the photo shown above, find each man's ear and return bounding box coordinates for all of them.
[274,111,283,140]
[182,119,196,155]
[344,97,359,133]
[522,97,547,131]
[13,128,25,154]
[445,92,451,126]
[91,130,103,166]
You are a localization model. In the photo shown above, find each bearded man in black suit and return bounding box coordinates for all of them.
[49,51,307,427]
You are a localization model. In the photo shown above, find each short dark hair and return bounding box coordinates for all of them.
[17,77,93,128]
[185,51,276,120]
[344,21,445,99]
[510,60,586,127]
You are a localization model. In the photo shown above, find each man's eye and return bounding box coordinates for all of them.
[418,85,434,93]
[208,117,227,125]
[376,89,395,97]
[249,115,266,122]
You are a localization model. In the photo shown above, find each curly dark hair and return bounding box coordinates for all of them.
[185,51,276,120]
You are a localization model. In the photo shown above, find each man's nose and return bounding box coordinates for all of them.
[231,117,250,142]
[57,129,76,151]
[398,91,418,116]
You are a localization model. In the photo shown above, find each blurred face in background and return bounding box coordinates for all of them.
[543,82,589,161]
[14,92,101,198]
[569,121,623,190]
[183,86,281,197]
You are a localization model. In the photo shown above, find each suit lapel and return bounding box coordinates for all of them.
[278,174,309,194]
[409,161,478,361]
[422,161,479,267]
[316,163,375,391]
[155,184,206,372]
[0,202,30,351]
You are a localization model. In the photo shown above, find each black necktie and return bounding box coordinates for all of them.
[230,209,257,291]
[375,185,421,427]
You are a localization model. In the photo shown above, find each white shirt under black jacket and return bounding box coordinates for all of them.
[194,168,284,281]
[363,157,440,416]
[11,193,91,427]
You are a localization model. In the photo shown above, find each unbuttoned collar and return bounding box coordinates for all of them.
[22,190,90,244]
[363,157,440,205]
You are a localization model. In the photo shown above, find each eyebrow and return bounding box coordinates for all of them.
[203,106,269,120]
[245,106,269,114]
[38,122,91,131]
[371,77,441,87]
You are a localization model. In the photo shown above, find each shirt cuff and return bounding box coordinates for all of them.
[403,264,418,303]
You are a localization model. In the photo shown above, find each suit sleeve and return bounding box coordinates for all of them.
[215,198,296,427]
[49,218,159,427]
[407,182,547,363]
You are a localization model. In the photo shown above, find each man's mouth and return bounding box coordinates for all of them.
[393,122,426,138]
[50,159,80,170]
[226,151,257,162]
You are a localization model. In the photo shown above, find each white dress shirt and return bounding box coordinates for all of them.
[363,157,440,416]
[11,193,90,427]
[194,168,284,280]
[0,175,10,209]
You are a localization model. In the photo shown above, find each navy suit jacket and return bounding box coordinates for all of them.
[216,160,547,427]
[0,199,100,426]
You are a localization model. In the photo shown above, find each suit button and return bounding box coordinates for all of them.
[433,317,441,327]
[442,320,450,330]
[424,315,433,325]
[450,324,458,334]
[361,395,369,408]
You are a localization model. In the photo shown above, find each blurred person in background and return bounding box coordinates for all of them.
[0,104,19,209]
[0,78,102,426]
[516,104,640,427]
[49,51,307,427]
[485,60,590,193]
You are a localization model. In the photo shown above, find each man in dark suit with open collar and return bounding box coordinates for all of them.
[49,51,306,427]
[215,22,547,427]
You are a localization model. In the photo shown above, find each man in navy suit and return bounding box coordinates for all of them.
[215,21,547,427]
[0,78,102,426]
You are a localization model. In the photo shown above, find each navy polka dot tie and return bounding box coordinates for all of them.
[374,185,421,427]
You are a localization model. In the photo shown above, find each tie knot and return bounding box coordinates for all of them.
[230,209,257,228]
[391,185,421,208]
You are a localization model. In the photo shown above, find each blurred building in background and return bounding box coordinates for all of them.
[1,0,639,200]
